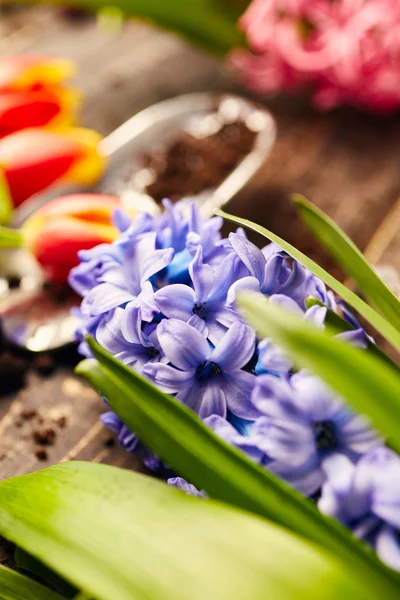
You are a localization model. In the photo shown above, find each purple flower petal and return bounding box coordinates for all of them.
[304,304,327,328]
[112,208,132,232]
[262,255,286,293]
[211,322,256,371]
[189,246,214,302]
[337,328,369,349]
[95,308,128,355]
[84,283,134,316]
[376,525,400,572]
[229,232,265,281]
[227,276,261,306]
[197,383,227,419]
[269,294,304,314]
[138,281,159,323]
[121,301,143,344]
[187,314,209,337]
[142,362,195,393]
[154,285,195,320]
[208,252,242,302]
[223,370,259,420]
[168,477,205,497]
[137,233,175,284]
[157,319,210,370]
[205,319,228,346]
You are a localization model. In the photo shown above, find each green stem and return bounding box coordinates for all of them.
[0,226,24,249]
[15,0,244,55]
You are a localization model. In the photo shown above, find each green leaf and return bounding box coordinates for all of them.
[0,564,63,600]
[0,226,24,249]
[238,292,400,456]
[0,462,396,600]
[305,296,399,371]
[15,0,243,55]
[294,194,400,333]
[216,209,400,353]
[76,339,399,591]
[0,171,13,225]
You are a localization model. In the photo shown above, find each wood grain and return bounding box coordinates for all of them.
[0,7,399,481]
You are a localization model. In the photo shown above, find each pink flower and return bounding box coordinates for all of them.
[233,0,400,113]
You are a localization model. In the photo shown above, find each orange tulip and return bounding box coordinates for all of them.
[0,55,74,92]
[0,87,80,137]
[22,193,121,282]
[0,127,106,206]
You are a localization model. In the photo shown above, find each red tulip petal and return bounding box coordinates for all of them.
[33,194,119,222]
[0,56,75,91]
[0,128,105,206]
[29,216,118,282]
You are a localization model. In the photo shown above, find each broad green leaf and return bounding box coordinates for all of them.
[0,172,13,225]
[295,194,400,333]
[76,339,399,591]
[15,0,243,55]
[0,564,63,600]
[238,292,400,455]
[305,296,399,370]
[0,462,396,600]
[0,226,24,249]
[216,209,400,353]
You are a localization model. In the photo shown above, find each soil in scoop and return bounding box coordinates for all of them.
[141,120,257,204]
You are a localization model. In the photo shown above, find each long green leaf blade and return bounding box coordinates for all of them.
[0,226,24,249]
[0,462,395,600]
[216,209,400,353]
[76,339,399,590]
[238,292,400,455]
[294,194,400,332]
[0,564,63,600]
[14,0,243,55]
[0,171,13,225]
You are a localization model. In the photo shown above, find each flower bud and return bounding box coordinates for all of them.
[0,87,80,137]
[0,127,106,206]
[0,55,74,92]
[22,193,121,282]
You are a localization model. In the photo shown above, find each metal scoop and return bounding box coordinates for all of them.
[0,93,276,352]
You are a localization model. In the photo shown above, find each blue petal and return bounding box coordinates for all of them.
[142,362,195,394]
[229,232,265,281]
[189,246,214,303]
[223,370,259,420]
[227,276,261,306]
[168,477,205,497]
[211,322,256,371]
[154,284,195,320]
[157,319,210,371]
[85,283,134,316]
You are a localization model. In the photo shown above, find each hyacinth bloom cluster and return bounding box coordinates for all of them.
[234,0,400,113]
[70,200,398,570]
[0,55,105,208]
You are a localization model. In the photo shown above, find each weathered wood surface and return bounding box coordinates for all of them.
[0,6,399,479]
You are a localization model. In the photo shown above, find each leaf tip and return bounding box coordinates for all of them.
[74,357,98,378]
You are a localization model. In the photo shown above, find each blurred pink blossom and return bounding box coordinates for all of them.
[233,0,400,112]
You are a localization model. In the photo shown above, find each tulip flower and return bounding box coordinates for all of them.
[0,55,74,92]
[0,127,106,206]
[0,87,80,137]
[22,194,122,282]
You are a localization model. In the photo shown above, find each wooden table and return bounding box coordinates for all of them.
[0,6,399,480]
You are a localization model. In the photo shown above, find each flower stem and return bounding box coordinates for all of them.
[0,226,24,248]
